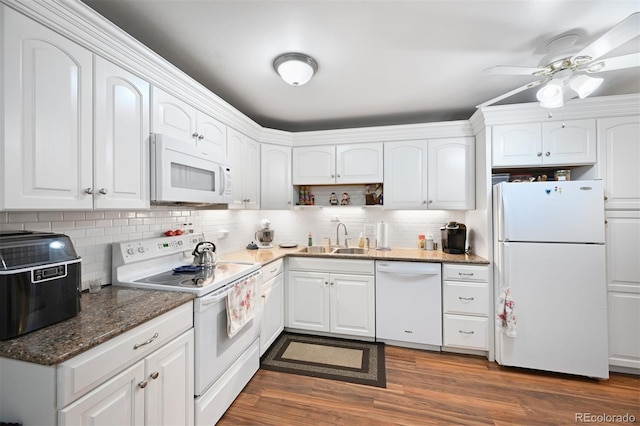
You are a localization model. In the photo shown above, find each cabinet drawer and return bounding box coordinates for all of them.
[443,281,489,316]
[443,264,488,282]
[261,258,283,283]
[443,314,488,350]
[58,301,193,408]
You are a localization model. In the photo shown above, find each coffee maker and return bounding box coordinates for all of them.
[255,219,274,249]
[441,222,466,254]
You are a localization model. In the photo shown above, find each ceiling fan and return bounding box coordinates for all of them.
[477,12,640,109]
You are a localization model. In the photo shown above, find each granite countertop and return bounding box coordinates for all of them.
[221,245,489,266]
[0,286,194,366]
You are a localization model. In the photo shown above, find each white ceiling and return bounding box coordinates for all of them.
[81,0,640,132]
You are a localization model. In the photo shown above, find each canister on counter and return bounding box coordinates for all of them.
[417,234,426,249]
[426,234,434,251]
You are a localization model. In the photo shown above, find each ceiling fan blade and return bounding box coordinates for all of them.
[476,80,543,108]
[572,12,640,63]
[482,65,547,76]
[587,53,640,72]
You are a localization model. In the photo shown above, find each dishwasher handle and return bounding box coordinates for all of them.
[376,262,441,276]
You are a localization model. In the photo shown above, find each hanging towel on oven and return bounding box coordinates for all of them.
[497,287,517,337]
[226,273,258,338]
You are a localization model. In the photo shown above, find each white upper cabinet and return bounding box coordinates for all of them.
[94,57,150,209]
[261,144,293,209]
[228,127,260,209]
[292,146,336,185]
[384,138,475,210]
[2,7,93,210]
[151,87,226,157]
[492,119,596,168]
[598,116,640,210]
[292,143,383,185]
[336,144,384,184]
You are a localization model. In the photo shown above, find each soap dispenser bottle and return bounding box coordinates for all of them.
[358,232,365,248]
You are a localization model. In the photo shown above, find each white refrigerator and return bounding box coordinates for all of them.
[493,180,608,379]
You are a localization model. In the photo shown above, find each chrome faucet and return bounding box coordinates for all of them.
[336,222,348,247]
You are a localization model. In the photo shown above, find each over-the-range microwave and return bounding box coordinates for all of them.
[150,133,232,205]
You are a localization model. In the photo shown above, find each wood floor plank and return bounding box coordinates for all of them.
[218,346,640,425]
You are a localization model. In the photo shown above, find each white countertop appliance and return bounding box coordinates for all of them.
[493,180,608,379]
[112,233,262,424]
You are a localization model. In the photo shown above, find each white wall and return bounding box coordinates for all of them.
[0,207,465,290]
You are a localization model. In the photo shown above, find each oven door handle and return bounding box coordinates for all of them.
[200,285,235,306]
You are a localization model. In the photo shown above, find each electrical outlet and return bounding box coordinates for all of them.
[218,230,230,239]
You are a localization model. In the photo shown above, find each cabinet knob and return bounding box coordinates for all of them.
[331,174,335,178]
[198,134,204,140]
[192,132,199,139]
[83,188,94,195]
[325,281,329,286]
[98,188,108,195]
[545,152,551,156]
[150,371,160,380]
[336,174,340,178]
[422,200,427,204]
[537,152,542,157]
[428,200,433,204]
[330,282,334,286]
[138,380,148,389]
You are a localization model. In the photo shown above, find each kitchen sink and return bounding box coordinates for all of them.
[301,246,335,254]
[331,247,369,255]
[300,246,369,255]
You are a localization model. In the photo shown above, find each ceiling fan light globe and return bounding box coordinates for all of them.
[570,74,604,99]
[273,53,318,86]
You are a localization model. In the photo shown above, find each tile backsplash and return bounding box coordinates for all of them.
[0,207,465,289]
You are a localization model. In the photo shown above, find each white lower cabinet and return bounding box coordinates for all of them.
[260,259,285,355]
[287,258,375,338]
[0,302,194,426]
[442,264,490,351]
[605,210,640,371]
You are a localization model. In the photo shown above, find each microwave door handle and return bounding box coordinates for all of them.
[219,165,225,195]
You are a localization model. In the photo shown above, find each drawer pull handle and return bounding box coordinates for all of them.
[138,380,148,389]
[404,330,413,334]
[458,272,474,277]
[459,330,475,335]
[270,268,277,273]
[150,371,160,380]
[134,332,159,350]
[458,296,475,301]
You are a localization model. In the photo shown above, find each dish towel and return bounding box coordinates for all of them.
[226,274,258,338]
[497,287,517,337]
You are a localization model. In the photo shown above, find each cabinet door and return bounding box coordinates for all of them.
[383,140,428,209]
[3,7,93,210]
[292,146,335,185]
[151,87,197,143]
[605,211,640,294]
[330,273,375,337]
[261,144,292,209]
[59,362,145,426]
[542,119,596,165]
[94,56,150,209]
[608,292,640,369]
[336,143,383,184]
[287,271,330,332]
[598,116,640,210]
[492,123,542,167]
[260,274,285,356]
[196,110,227,157]
[145,330,194,426]
[427,137,475,210]
[228,128,260,209]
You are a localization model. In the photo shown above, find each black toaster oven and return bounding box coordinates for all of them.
[0,231,81,340]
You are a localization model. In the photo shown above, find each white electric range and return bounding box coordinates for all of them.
[112,233,262,425]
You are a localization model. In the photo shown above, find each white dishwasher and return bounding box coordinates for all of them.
[375,261,442,349]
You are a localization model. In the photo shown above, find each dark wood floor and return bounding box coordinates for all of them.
[218,345,640,425]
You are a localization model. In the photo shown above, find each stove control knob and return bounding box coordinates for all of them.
[127,248,135,255]
[137,247,145,253]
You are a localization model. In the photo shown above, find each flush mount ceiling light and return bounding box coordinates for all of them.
[273,53,318,86]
